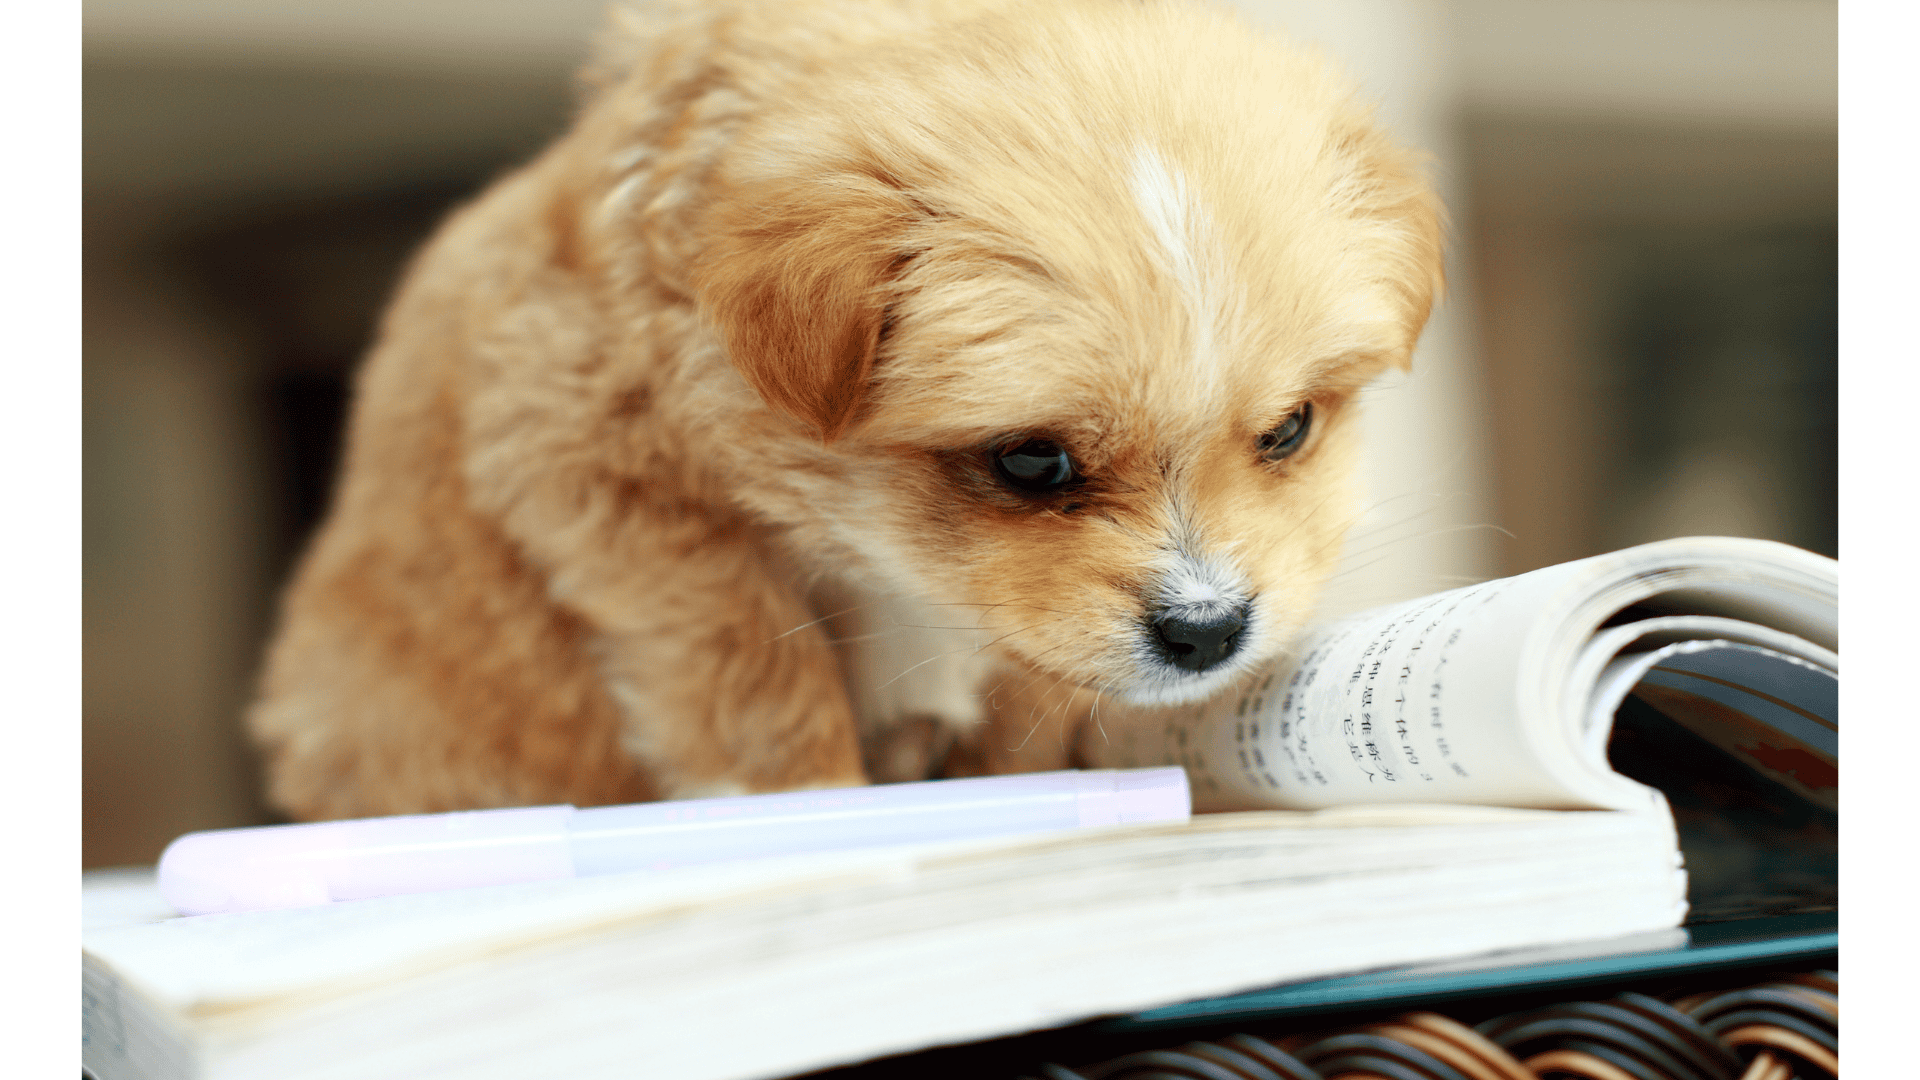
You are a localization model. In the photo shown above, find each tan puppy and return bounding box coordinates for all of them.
[250,0,1443,820]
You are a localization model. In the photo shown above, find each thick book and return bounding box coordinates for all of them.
[81,536,1836,1080]
[82,810,1686,1080]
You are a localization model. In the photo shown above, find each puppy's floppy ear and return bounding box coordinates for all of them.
[693,176,913,442]
[1330,120,1446,372]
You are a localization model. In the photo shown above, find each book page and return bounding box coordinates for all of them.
[1094,560,1624,810]
[1593,641,1837,811]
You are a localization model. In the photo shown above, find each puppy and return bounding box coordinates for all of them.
[250,0,1443,820]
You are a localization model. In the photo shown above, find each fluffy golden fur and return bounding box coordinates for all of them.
[250,0,1443,820]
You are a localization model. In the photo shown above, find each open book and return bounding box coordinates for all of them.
[1090,536,1836,818]
[82,536,1834,1080]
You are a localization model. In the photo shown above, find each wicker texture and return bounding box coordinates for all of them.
[1030,972,1837,1080]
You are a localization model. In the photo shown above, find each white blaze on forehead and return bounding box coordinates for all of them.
[1127,143,1237,395]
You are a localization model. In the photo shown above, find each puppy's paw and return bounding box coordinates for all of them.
[859,713,961,784]
[663,771,868,800]
[665,779,753,800]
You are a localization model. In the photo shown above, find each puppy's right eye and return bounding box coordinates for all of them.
[1257,402,1313,462]
[991,439,1077,493]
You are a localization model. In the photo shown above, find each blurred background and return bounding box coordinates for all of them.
[83,0,1836,867]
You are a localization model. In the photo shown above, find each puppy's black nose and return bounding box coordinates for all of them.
[1150,604,1248,672]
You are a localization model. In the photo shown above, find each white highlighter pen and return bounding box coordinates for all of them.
[159,767,1190,916]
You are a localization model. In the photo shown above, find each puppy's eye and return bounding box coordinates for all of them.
[1258,403,1313,462]
[991,439,1077,492]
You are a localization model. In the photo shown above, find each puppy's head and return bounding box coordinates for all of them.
[692,1,1441,704]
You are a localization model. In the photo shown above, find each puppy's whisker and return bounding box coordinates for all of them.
[1007,663,1079,753]
[1461,521,1517,541]
[873,649,967,691]
[1009,683,1067,753]
[1088,689,1109,747]
[1325,520,1518,581]
[1321,541,1507,601]
[1340,492,1452,531]
[998,638,1079,702]
[873,616,1067,692]
[770,594,1069,648]
[818,631,908,645]
[1255,485,1357,554]
[980,642,1071,707]
[918,600,1068,612]
[1329,520,1450,565]
[766,601,880,643]
[980,668,1030,703]
[1009,694,1049,753]
[973,616,1072,656]
[1340,488,1497,531]
[917,600,1075,624]
[887,621,1035,633]
[1366,519,1516,545]
[1325,500,1456,554]
[1323,550,1419,587]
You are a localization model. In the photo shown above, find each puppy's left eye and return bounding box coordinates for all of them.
[992,439,1077,493]
[1258,403,1313,462]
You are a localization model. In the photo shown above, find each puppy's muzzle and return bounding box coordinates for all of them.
[1148,600,1250,673]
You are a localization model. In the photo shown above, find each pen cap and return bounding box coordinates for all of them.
[159,805,575,916]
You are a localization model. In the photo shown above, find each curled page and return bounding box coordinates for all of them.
[1589,639,1836,812]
